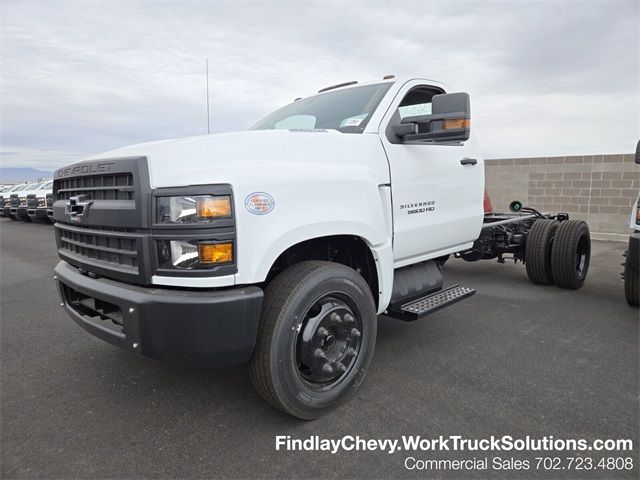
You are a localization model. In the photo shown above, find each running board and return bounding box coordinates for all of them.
[387,284,475,322]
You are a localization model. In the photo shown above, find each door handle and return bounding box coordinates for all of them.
[460,158,477,166]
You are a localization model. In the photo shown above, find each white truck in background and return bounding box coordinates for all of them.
[26,179,54,222]
[51,76,591,418]
[8,180,52,221]
[623,141,640,306]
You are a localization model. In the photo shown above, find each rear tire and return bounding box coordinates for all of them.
[624,253,639,306]
[249,261,377,419]
[550,220,591,289]
[525,219,559,285]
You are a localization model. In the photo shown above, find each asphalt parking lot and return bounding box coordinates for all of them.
[1,219,638,479]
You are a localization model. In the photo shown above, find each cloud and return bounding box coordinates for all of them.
[0,0,638,169]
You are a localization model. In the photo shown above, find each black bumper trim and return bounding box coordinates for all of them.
[28,208,49,220]
[13,206,29,218]
[54,261,263,367]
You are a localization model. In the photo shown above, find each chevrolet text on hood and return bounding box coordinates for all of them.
[52,76,592,419]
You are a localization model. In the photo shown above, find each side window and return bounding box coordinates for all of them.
[386,86,442,144]
[397,88,437,120]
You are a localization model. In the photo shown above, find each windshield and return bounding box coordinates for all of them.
[250,82,393,133]
[35,180,52,190]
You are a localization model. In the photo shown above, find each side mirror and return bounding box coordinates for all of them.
[635,139,640,164]
[393,92,471,143]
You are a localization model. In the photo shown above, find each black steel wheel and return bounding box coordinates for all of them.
[295,295,363,387]
[550,220,591,289]
[624,252,639,306]
[249,261,376,419]
[525,219,559,285]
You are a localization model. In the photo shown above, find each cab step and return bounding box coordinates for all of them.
[387,284,475,322]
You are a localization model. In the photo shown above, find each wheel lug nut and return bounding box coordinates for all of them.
[346,348,357,357]
[314,348,326,359]
[344,313,354,323]
[322,363,334,375]
[350,328,361,338]
[335,362,347,373]
[330,312,341,322]
[317,327,329,337]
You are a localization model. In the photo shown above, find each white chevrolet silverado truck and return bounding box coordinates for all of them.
[52,76,591,418]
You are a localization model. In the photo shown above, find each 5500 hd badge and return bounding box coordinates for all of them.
[400,200,436,215]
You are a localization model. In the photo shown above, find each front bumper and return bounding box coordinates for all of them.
[2,207,12,218]
[11,206,29,218]
[628,231,640,269]
[28,207,49,221]
[54,261,263,367]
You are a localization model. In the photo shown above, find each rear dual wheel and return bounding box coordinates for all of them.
[624,253,639,306]
[249,261,376,419]
[526,219,591,289]
[525,219,559,285]
[550,220,590,289]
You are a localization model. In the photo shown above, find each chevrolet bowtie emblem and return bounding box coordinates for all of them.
[65,195,93,222]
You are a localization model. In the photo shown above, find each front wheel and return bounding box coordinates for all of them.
[249,261,377,419]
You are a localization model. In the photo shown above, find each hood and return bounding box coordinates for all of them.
[15,187,51,198]
[84,130,390,189]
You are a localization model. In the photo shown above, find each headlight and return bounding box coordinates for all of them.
[157,240,233,269]
[38,197,46,207]
[156,195,232,224]
[636,202,640,225]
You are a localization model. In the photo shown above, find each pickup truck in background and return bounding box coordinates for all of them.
[5,183,36,220]
[26,180,54,222]
[1,184,27,219]
[51,76,591,418]
[10,180,52,221]
[623,141,640,306]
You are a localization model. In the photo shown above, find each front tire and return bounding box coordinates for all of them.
[550,220,591,289]
[249,261,377,419]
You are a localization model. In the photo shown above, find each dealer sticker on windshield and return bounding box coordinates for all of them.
[245,192,275,215]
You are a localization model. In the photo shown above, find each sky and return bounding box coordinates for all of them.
[1,0,639,171]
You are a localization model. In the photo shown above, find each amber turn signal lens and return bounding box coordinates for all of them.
[443,118,470,130]
[198,242,233,264]
[196,196,231,219]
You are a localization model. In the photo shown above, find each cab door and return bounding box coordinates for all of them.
[381,81,484,265]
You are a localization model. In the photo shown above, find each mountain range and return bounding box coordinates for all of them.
[0,168,54,184]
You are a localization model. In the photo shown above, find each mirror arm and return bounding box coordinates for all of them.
[392,123,417,138]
